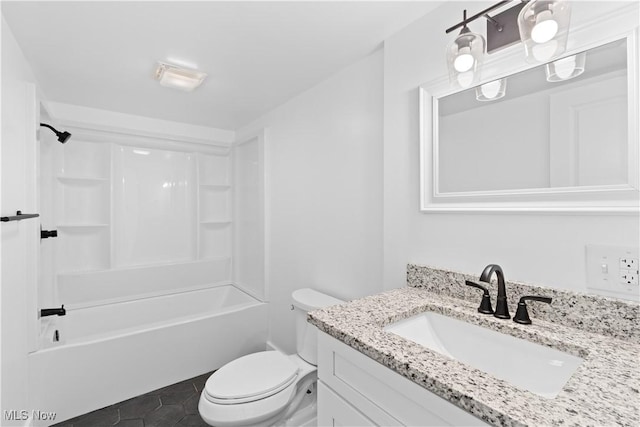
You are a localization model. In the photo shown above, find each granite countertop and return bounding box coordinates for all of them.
[308,286,640,427]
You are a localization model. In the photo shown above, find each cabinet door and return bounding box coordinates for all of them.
[318,331,489,427]
[318,381,376,427]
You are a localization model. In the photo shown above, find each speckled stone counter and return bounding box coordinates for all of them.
[308,265,640,427]
[407,264,639,344]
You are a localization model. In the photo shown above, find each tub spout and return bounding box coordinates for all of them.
[41,305,66,317]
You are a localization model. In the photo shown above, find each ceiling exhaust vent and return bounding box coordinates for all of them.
[154,62,207,91]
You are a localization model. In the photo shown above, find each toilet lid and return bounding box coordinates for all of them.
[205,351,299,403]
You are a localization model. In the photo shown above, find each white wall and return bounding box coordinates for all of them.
[237,48,383,353]
[1,15,40,425]
[233,134,267,301]
[383,1,639,292]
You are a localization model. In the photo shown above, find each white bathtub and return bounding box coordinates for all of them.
[28,284,267,426]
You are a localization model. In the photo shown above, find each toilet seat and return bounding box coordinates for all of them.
[199,352,316,427]
[204,351,299,405]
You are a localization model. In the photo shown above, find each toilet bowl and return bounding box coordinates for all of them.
[198,351,316,427]
[198,288,343,427]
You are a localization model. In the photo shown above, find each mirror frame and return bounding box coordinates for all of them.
[419,9,639,214]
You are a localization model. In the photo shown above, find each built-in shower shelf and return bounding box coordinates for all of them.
[56,175,109,182]
[57,224,110,228]
[42,143,237,287]
[199,184,231,189]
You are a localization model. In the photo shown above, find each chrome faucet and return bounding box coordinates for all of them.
[479,264,510,319]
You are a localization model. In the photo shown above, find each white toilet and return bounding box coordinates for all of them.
[198,288,343,427]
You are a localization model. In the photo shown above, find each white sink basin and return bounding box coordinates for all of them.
[384,312,583,399]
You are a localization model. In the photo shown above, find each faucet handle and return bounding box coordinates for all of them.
[464,280,494,314]
[513,296,552,325]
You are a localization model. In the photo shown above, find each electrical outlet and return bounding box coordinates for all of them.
[620,258,639,270]
[620,270,639,286]
[586,245,639,300]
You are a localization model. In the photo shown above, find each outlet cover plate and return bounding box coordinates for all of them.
[586,245,639,301]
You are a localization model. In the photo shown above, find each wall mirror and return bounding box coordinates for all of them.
[420,31,639,213]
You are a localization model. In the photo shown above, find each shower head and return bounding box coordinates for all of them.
[57,130,72,144]
[40,123,71,143]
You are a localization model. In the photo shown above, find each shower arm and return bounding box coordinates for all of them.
[40,123,58,133]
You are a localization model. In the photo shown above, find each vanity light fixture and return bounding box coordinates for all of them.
[445,0,573,87]
[446,10,485,88]
[475,78,507,101]
[545,52,586,82]
[154,62,207,92]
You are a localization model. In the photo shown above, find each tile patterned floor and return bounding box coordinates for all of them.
[52,372,213,427]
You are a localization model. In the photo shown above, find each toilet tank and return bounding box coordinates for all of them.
[291,288,343,365]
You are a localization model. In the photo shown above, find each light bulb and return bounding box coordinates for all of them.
[531,10,558,44]
[454,47,474,72]
[480,81,502,99]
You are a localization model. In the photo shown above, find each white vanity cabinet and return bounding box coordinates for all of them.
[316,331,489,427]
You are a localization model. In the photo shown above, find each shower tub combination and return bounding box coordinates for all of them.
[28,283,267,425]
[31,132,269,425]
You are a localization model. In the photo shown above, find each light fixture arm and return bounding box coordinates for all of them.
[458,10,470,35]
[484,14,503,32]
[445,0,513,34]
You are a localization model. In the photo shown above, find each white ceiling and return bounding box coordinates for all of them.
[2,1,441,130]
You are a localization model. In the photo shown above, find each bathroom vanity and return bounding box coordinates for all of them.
[309,264,640,426]
[316,330,488,426]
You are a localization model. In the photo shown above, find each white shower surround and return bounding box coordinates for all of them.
[28,285,267,426]
[29,114,269,426]
[48,136,233,275]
